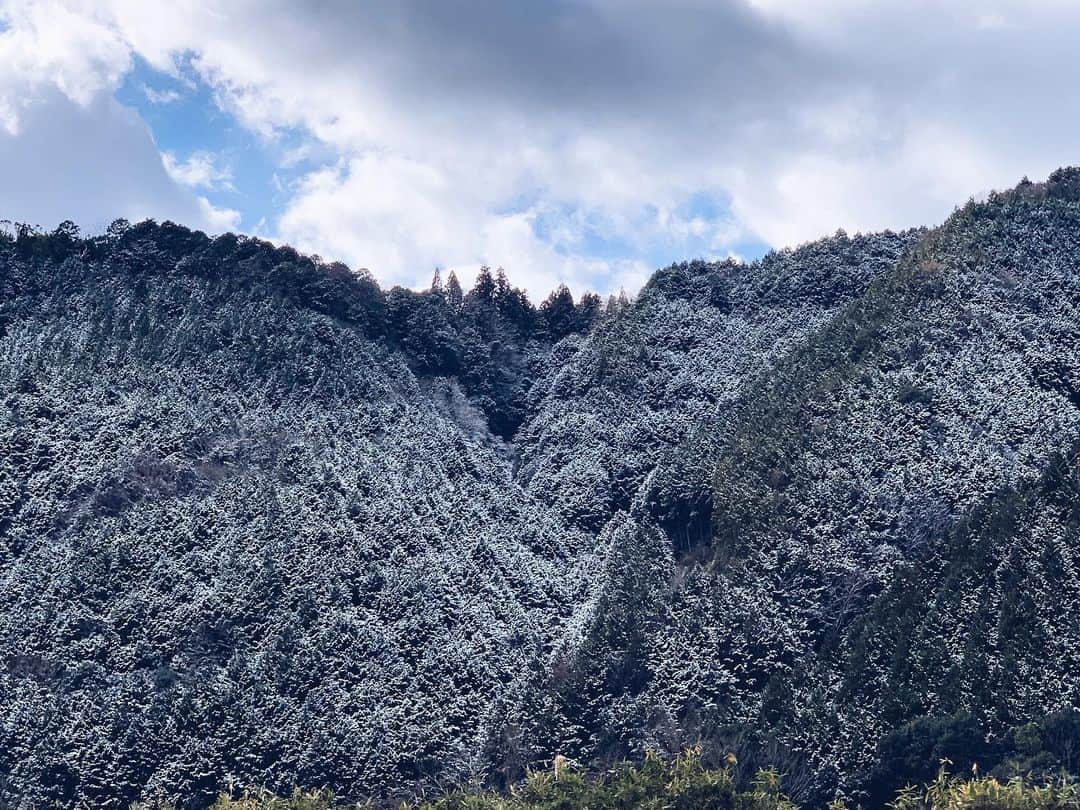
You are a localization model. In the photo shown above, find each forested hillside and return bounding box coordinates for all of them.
[509,171,1080,805]
[0,222,602,806]
[2,171,1080,808]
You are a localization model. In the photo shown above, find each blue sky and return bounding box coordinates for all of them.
[115,55,322,239]
[117,58,273,225]
[2,1,1078,296]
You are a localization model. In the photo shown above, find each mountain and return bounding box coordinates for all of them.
[0,224,599,806]
[2,171,1080,808]
[509,171,1080,803]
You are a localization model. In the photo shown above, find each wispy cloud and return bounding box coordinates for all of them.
[141,84,181,104]
[161,150,234,192]
[976,11,1009,29]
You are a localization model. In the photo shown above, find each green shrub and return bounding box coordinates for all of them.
[883,766,1080,810]
[209,788,344,809]
[178,753,1078,810]
[411,748,795,810]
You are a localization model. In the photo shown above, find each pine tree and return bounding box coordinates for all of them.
[445,271,463,311]
[472,265,495,303]
[540,284,577,340]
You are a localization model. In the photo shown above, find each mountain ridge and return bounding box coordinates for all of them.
[2,170,1080,807]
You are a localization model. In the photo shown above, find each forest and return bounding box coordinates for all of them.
[2,169,1080,808]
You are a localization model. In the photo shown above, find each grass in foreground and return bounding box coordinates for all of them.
[169,749,1080,809]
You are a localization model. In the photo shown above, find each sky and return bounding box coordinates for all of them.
[1,1,1079,296]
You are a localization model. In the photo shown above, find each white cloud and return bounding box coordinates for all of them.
[142,84,182,104]
[727,119,1007,248]
[162,150,234,191]
[4,0,1080,292]
[196,195,241,231]
[0,0,130,133]
[0,0,238,234]
[0,90,232,233]
[275,153,643,295]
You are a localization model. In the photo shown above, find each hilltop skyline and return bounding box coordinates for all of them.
[2,0,1079,295]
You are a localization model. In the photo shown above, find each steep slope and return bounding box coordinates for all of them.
[843,445,1080,805]
[485,229,920,783]
[512,171,1080,804]
[515,229,920,538]
[4,170,1080,809]
[0,224,593,807]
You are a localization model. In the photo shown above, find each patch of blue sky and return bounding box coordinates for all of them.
[667,191,771,265]
[524,199,634,257]
[115,54,321,236]
[512,189,770,273]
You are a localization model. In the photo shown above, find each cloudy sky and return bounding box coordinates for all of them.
[2,1,1078,295]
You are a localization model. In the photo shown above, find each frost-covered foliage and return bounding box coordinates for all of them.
[512,171,1080,806]
[516,228,920,537]
[4,171,1080,809]
[0,222,597,807]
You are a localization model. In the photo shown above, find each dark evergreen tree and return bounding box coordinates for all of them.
[576,291,602,331]
[540,284,577,341]
[471,265,496,304]
[445,271,463,311]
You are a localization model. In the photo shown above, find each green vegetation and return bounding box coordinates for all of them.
[410,750,794,810]
[186,751,1079,809]
[199,749,796,809]
[887,767,1080,810]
